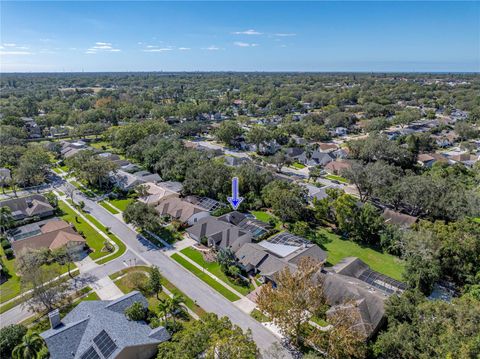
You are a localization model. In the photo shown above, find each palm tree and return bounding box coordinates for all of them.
[157,299,169,326]
[0,206,14,235]
[12,332,46,359]
[167,293,187,326]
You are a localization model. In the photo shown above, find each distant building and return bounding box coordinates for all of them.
[324,160,352,175]
[382,208,418,228]
[138,182,181,206]
[0,194,54,220]
[41,291,170,359]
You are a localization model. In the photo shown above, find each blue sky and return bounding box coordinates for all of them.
[1,1,479,72]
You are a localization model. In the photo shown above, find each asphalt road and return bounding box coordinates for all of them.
[67,187,289,357]
[0,250,142,328]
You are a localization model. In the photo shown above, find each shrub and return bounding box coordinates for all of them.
[1,239,11,249]
[0,324,27,358]
[125,301,147,321]
[4,248,14,259]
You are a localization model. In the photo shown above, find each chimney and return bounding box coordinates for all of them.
[26,199,33,208]
[49,309,61,329]
[200,222,207,238]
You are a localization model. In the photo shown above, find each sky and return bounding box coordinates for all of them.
[1,1,479,72]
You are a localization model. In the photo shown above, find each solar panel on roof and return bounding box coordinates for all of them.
[93,330,117,358]
[268,232,309,247]
[358,269,407,295]
[80,347,101,359]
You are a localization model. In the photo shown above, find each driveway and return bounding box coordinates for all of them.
[66,186,290,356]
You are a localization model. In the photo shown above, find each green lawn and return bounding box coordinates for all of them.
[82,291,100,301]
[58,201,109,260]
[99,201,120,214]
[251,211,275,223]
[171,253,240,302]
[318,228,405,281]
[108,198,134,212]
[111,266,205,317]
[311,316,329,327]
[0,246,21,304]
[473,217,480,224]
[325,174,348,183]
[251,309,269,323]
[59,165,70,172]
[52,167,63,174]
[0,246,76,306]
[292,162,306,169]
[180,247,253,295]
[83,213,127,265]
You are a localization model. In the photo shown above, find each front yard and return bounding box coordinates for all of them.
[180,247,254,296]
[58,201,109,260]
[171,253,240,302]
[111,266,205,317]
[324,174,348,183]
[108,198,134,212]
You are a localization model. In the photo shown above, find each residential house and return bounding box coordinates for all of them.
[60,140,88,159]
[297,150,334,167]
[285,147,305,162]
[334,127,348,136]
[22,117,42,139]
[184,195,227,212]
[186,216,252,252]
[382,209,418,228]
[138,182,181,206]
[317,143,339,153]
[218,211,271,239]
[322,257,406,338]
[41,291,170,359]
[324,160,352,175]
[235,231,327,283]
[417,153,437,168]
[11,219,86,257]
[133,170,162,184]
[0,194,54,220]
[155,197,209,225]
[110,170,144,191]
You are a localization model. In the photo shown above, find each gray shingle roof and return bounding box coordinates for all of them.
[0,194,53,220]
[41,291,170,359]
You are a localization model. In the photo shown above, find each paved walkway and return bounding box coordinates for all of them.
[65,188,290,356]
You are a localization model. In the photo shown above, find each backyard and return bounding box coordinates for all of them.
[317,227,405,281]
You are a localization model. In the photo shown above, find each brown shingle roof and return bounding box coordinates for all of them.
[12,220,85,254]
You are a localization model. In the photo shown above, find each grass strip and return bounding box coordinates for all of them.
[171,253,240,302]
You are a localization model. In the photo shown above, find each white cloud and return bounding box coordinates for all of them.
[143,48,172,52]
[86,42,120,53]
[202,45,220,51]
[232,29,262,35]
[3,43,17,47]
[0,50,32,55]
[178,47,191,51]
[234,42,259,47]
[280,44,287,48]
[274,33,296,37]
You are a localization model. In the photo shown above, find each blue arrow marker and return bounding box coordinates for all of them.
[227,177,244,210]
